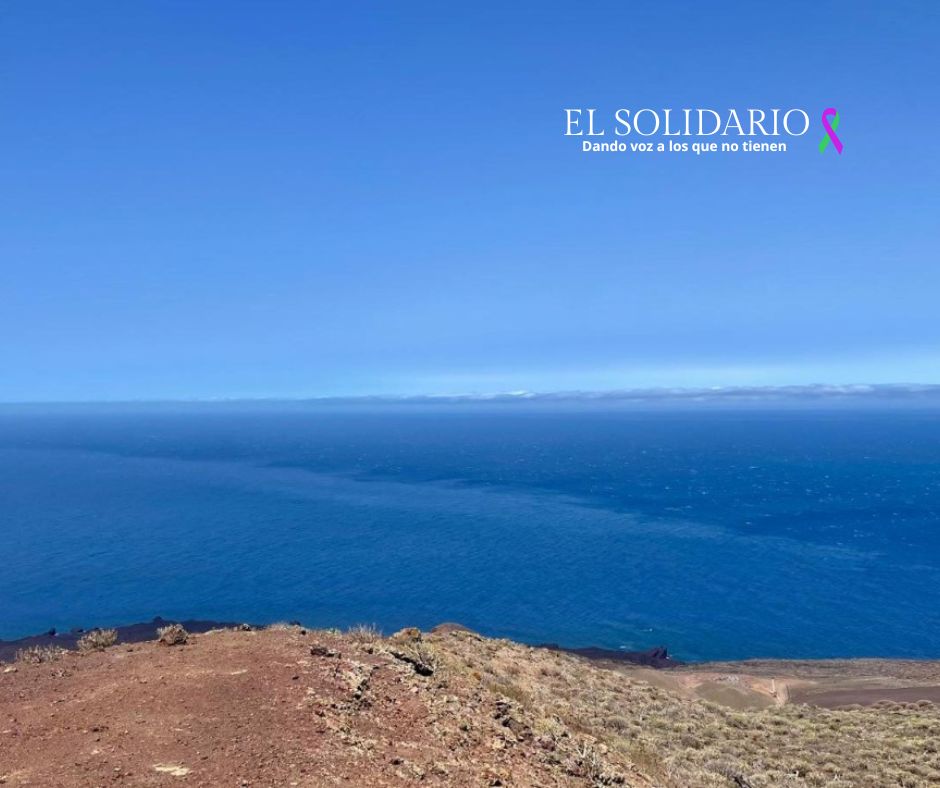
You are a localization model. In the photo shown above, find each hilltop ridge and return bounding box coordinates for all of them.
[2,624,939,786]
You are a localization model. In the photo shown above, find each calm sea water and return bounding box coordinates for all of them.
[2,406,939,661]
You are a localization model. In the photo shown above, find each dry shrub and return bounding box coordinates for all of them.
[390,639,442,676]
[15,645,68,664]
[156,624,188,646]
[567,741,625,786]
[266,621,300,631]
[347,623,381,643]
[487,679,530,706]
[77,628,118,652]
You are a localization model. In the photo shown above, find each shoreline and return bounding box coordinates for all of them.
[5,616,940,669]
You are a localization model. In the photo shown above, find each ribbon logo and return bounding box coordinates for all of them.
[819,108,843,154]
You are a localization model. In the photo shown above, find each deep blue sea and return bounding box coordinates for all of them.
[2,406,939,662]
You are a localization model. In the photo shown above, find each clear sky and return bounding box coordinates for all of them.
[1,1,937,401]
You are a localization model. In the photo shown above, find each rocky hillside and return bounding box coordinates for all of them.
[2,624,939,786]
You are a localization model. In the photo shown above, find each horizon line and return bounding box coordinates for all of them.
[4,383,940,407]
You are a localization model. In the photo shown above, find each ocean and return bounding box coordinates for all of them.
[2,405,939,662]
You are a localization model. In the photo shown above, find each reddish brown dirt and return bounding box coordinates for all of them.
[0,628,622,787]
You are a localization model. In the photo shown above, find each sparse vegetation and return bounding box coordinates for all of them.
[77,628,118,652]
[432,628,940,787]
[15,645,68,664]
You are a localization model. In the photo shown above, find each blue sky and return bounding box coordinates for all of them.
[1,1,937,401]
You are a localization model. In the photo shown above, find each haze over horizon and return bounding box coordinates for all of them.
[5,383,940,409]
[2,2,938,401]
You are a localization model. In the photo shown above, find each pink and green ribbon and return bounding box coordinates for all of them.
[819,108,842,154]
